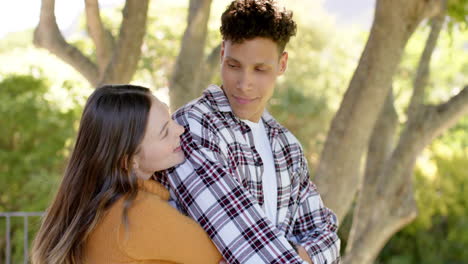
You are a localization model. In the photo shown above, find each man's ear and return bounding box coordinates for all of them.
[220,40,226,64]
[278,51,288,75]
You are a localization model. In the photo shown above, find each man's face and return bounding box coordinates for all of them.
[220,37,288,122]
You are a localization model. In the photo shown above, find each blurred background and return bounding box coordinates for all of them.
[0,0,467,263]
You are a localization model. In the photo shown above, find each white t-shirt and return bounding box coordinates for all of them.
[242,119,277,223]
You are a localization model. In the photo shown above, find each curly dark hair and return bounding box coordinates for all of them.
[220,0,297,53]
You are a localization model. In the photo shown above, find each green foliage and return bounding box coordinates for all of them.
[378,96,468,264]
[375,21,468,264]
[0,30,32,53]
[378,146,468,264]
[269,85,330,169]
[448,0,468,25]
[0,74,81,263]
[438,116,468,150]
[136,1,226,91]
[269,24,359,169]
[393,26,468,118]
[0,74,80,211]
[135,4,187,90]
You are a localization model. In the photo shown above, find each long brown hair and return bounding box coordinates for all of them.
[32,84,153,264]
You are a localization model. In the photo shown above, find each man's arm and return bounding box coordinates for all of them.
[290,164,341,264]
[167,112,305,264]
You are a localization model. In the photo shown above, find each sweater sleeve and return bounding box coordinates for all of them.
[119,193,222,264]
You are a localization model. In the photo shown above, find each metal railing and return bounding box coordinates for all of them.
[0,212,43,264]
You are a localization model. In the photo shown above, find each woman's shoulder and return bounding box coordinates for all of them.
[85,181,184,263]
[131,189,171,217]
[118,186,222,264]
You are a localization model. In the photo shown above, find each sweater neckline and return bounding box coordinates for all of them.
[137,179,170,201]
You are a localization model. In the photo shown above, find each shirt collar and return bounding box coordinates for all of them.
[203,84,232,113]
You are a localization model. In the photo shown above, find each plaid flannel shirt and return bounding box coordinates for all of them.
[155,85,340,264]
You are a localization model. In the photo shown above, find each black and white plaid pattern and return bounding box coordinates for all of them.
[156,85,340,264]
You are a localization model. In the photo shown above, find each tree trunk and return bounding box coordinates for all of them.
[343,2,468,262]
[198,44,221,94]
[314,0,444,221]
[34,0,149,88]
[343,192,417,264]
[84,0,115,73]
[169,0,213,110]
[344,90,418,264]
[99,0,149,85]
[345,86,468,264]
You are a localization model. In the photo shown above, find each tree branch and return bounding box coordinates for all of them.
[314,0,431,220]
[169,0,213,109]
[198,44,221,92]
[346,87,399,252]
[34,0,99,85]
[364,88,398,187]
[99,0,149,85]
[427,85,468,140]
[384,84,468,190]
[381,0,449,188]
[408,2,446,120]
[85,0,115,73]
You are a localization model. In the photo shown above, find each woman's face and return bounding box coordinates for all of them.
[133,96,185,180]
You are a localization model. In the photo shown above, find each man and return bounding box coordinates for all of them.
[156,1,340,263]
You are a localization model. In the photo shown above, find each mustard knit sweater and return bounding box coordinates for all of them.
[84,179,222,264]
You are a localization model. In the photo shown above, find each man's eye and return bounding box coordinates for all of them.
[228,63,238,68]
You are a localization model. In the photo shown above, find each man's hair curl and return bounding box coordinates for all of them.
[220,0,297,53]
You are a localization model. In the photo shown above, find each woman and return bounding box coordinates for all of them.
[32,85,222,264]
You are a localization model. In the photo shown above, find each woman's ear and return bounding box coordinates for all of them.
[131,158,144,179]
[121,155,139,172]
[131,158,139,170]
